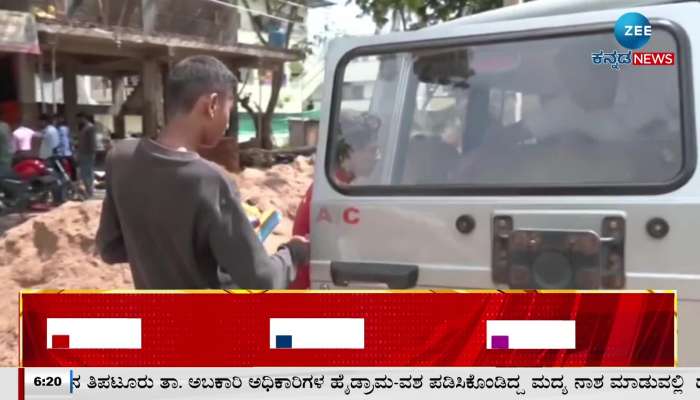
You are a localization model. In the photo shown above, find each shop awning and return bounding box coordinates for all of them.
[0,10,40,54]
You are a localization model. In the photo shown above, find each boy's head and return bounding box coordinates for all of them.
[166,56,235,147]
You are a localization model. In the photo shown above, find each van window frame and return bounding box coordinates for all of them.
[324,20,696,196]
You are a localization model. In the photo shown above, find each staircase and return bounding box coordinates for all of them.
[298,57,325,103]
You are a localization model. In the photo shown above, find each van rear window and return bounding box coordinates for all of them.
[327,28,689,193]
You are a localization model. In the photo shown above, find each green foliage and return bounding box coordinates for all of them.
[352,0,503,30]
[289,61,305,77]
[291,39,314,57]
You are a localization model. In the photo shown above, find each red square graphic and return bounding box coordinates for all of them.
[51,335,70,349]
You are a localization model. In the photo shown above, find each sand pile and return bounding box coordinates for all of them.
[0,156,314,366]
[0,200,132,367]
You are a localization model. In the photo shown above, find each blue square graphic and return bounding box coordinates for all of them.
[276,335,292,349]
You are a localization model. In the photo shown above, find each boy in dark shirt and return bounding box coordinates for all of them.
[96,55,308,289]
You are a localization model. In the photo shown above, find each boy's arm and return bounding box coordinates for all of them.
[96,153,128,264]
[205,178,306,289]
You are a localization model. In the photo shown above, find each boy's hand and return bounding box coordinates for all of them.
[283,236,310,266]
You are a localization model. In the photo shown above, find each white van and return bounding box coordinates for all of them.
[311,0,699,365]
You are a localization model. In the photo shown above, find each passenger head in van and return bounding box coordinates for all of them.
[402,134,459,185]
[521,36,622,143]
[334,112,381,184]
[554,38,620,112]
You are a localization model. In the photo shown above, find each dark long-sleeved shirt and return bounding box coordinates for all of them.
[96,138,295,289]
[77,122,97,156]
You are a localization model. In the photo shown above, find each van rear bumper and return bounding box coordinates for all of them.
[312,261,700,298]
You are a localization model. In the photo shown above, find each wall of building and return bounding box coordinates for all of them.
[236,0,307,46]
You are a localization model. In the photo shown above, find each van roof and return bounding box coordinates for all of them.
[426,0,689,30]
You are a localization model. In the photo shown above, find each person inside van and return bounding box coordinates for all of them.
[521,41,621,145]
[519,39,678,182]
[402,133,460,185]
[291,111,382,289]
[332,112,382,185]
[449,38,624,184]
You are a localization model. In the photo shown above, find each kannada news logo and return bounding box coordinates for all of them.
[592,12,675,70]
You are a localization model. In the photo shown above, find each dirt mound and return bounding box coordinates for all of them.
[0,200,132,367]
[0,156,314,366]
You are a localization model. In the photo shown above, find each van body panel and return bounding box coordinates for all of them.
[313,2,700,365]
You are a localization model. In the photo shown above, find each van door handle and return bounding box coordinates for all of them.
[330,262,419,289]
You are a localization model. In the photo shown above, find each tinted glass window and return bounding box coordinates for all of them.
[330,30,684,188]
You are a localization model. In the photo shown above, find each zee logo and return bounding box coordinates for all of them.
[614,12,652,50]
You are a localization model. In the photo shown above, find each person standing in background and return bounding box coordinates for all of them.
[38,114,60,160]
[55,114,78,183]
[0,111,12,175]
[0,112,21,203]
[56,115,73,157]
[12,119,38,161]
[76,112,97,198]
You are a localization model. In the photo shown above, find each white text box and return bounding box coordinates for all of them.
[46,318,141,349]
[486,320,576,349]
[269,318,364,349]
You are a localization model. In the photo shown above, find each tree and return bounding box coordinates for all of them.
[352,0,503,31]
[238,0,308,149]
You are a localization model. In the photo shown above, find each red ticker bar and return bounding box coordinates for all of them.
[20,291,675,367]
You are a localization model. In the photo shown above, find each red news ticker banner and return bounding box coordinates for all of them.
[20,291,675,368]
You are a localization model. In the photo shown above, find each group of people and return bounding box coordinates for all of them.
[0,110,99,199]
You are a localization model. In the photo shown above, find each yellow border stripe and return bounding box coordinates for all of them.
[20,289,677,295]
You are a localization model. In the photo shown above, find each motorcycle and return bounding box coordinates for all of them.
[48,156,83,201]
[0,156,82,215]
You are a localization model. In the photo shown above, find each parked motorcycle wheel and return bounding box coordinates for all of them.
[0,192,30,216]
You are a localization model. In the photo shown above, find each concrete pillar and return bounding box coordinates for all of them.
[62,59,79,138]
[15,53,38,124]
[111,76,127,138]
[141,59,164,138]
[141,0,157,35]
[161,62,170,124]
